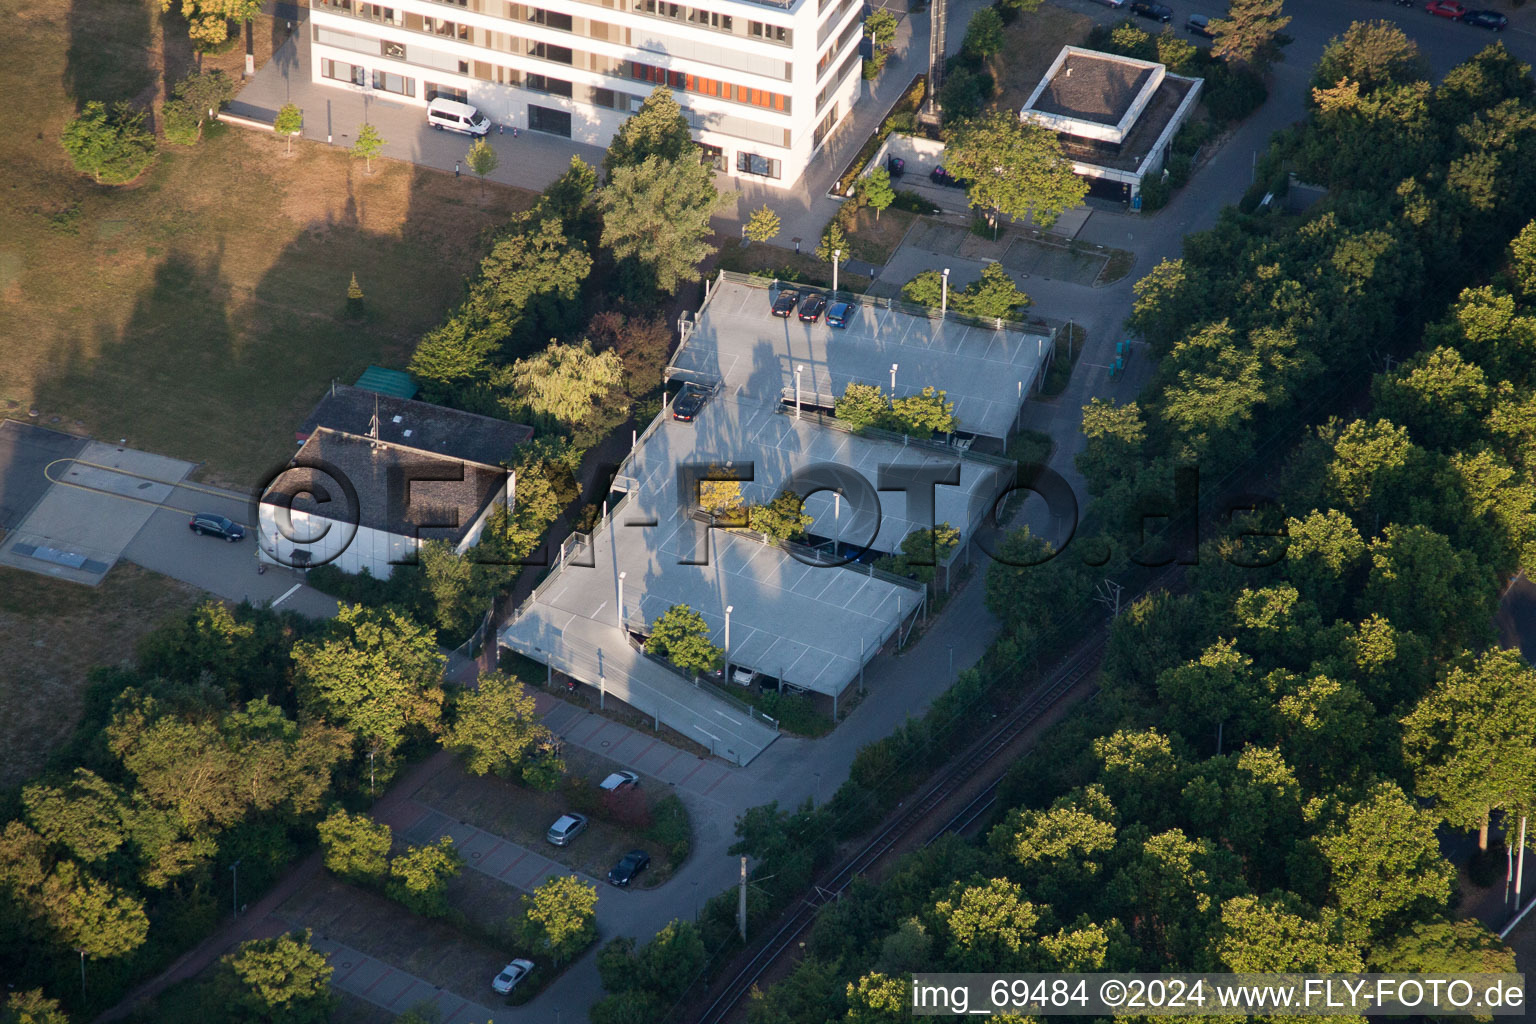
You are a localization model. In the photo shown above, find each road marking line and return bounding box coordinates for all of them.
[271,583,302,607]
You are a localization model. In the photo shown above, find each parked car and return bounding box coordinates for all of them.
[426,97,491,136]
[546,813,588,846]
[492,959,535,995]
[607,849,651,887]
[189,513,244,541]
[1185,13,1214,36]
[826,300,853,328]
[1092,0,1127,8]
[1460,8,1507,27]
[600,770,640,792]
[732,667,756,687]
[771,287,800,317]
[798,292,827,323]
[1131,0,1173,20]
[1425,0,1466,16]
[672,386,705,422]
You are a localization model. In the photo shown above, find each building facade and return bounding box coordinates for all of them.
[307,0,864,187]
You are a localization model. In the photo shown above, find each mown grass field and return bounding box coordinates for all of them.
[1,0,535,491]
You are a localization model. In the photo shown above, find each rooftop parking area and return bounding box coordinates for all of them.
[511,391,1013,697]
[667,277,1055,440]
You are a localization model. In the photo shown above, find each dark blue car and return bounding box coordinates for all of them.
[825,300,853,328]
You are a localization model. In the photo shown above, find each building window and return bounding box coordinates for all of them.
[372,69,415,95]
[699,142,725,171]
[526,73,573,97]
[749,20,790,43]
[813,103,839,147]
[426,82,469,103]
[321,58,368,86]
[529,104,573,137]
[736,152,781,179]
[383,39,405,57]
[524,6,574,30]
[458,60,470,73]
[529,41,574,64]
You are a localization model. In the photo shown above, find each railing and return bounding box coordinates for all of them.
[712,269,1055,341]
[635,646,781,729]
[774,403,1018,471]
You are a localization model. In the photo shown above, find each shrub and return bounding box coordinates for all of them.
[890,190,941,215]
[1167,152,1193,189]
[601,787,653,830]
[1138,176,1172,211]
[60,101,157,184]
[163,98,202,146]
[1205,64,1268,123]
[645,794,691,863]
[1172,118,1215,156]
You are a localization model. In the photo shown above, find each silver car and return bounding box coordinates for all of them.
[546,813,588,846]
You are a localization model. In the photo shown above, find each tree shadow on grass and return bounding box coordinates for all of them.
[65,0,154,108]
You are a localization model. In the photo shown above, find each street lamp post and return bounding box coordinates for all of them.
[833,249,841,295]
[948,643,955,681]
[230,860,241,918]
[941,268,950,317]
[77,949,86,997]
[890,363,898,396]
[795,364,804,419]
[724,605,733,683]
[617,571,627,631]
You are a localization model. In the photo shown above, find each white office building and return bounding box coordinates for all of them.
[306,0,865,187]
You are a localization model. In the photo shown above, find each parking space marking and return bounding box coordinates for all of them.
[362,967,396,996]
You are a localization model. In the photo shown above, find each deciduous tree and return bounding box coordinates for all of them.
[352,123,385,174]
[861,167,896,220]
[644,604,722,675]
[943,110,1088,230]
[1401,649,1536,849]
[749,491,815,542]
[292,604,446,752]
[466,137,499,196]
[1210,0,1291,70]
[961,6,1004,58]
[835,382,894,431]
[745,205,781,243]
[317,808,391,884]
[220,929,334,1024]
[387,837,463,918]
[506,341,627,444]
[888,386,956,436]
[160,0,260,45]
[1311,20,1425,96]
[444,672,555,777]
[60,102,156,185]
[274,103,303,156]
[519,875,599,961]
[864,7,897,50]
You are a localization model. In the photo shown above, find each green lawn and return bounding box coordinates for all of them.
[2,0,535,489]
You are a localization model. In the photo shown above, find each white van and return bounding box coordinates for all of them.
[426,97,490,136]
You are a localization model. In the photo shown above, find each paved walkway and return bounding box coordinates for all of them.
[317,934,506,1024]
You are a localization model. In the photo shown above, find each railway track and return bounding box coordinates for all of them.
[689,625,1112,1024]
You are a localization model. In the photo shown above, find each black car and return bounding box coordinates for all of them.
[798,292,827,323]
[672,387,705,422]
[1460,9,1507,28]
[189,513,244,541]
[1131,1,1173,20]
[1185,13,1214,36]
[608,849,650,887]
[771,287,800,317]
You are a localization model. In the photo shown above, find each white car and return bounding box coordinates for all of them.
[600,770,640,792]
[732,667,756,687]
[492,958,534,994]
[1092,0,1127,7]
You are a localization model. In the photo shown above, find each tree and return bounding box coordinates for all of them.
[1311,20,1425,96]
[1401,649,1536,849]
[935,878,1043,971]
[644,605,722,675]
[878,524,961,583]
[352,123,385,174]
[861,167,896,220]
[961,5,1004,58]
[955,262,1031,319]
[943,111,1088,230]
[174,70,236,129]
[1369,919,1515,974]
[845,973,909,1024]
[162,99,202,147]
[506,341,627,444]
[518,874,599,961]
[387,837,463,918]
[40,861,149,959]
[1156,28,1198,73]
[444,672,555,777]
[466,137,499,197]
[1509,220,1536,300]
[2,989,69,1024]
[159,0,259,45]
[1213,896,1364,972]
[1362,523,1490,654]
[591,991,663,1024]
[816,221,850,264]
[60,102,156,185]
[1076,398,1146,495]
[1210,0,1292,70]
[889,386,956,436]
[274,103,303,156]
[1311,782,1454,945]
[292,604,446,752]
[599,155,729,294]
[696,466,745,520]
[749,491,814,543]
[603,86,694,175]
[634,920,707,1000]
[346,272,364,317]
[23,769,127,864]
[835,382,893,430]
[864,7,897,50]
[465,215,593,345]
[745,205,781,243]
[901,270,944,308]
[317,808,392,884]
[221,929,334,1024]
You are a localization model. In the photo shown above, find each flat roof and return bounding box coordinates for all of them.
[1053,75,1196,172]
[668,280,1052,440]
[298,384,532,466]
[510,395,993,696]
[267,428,505,543]
[1032,52,1154,127]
